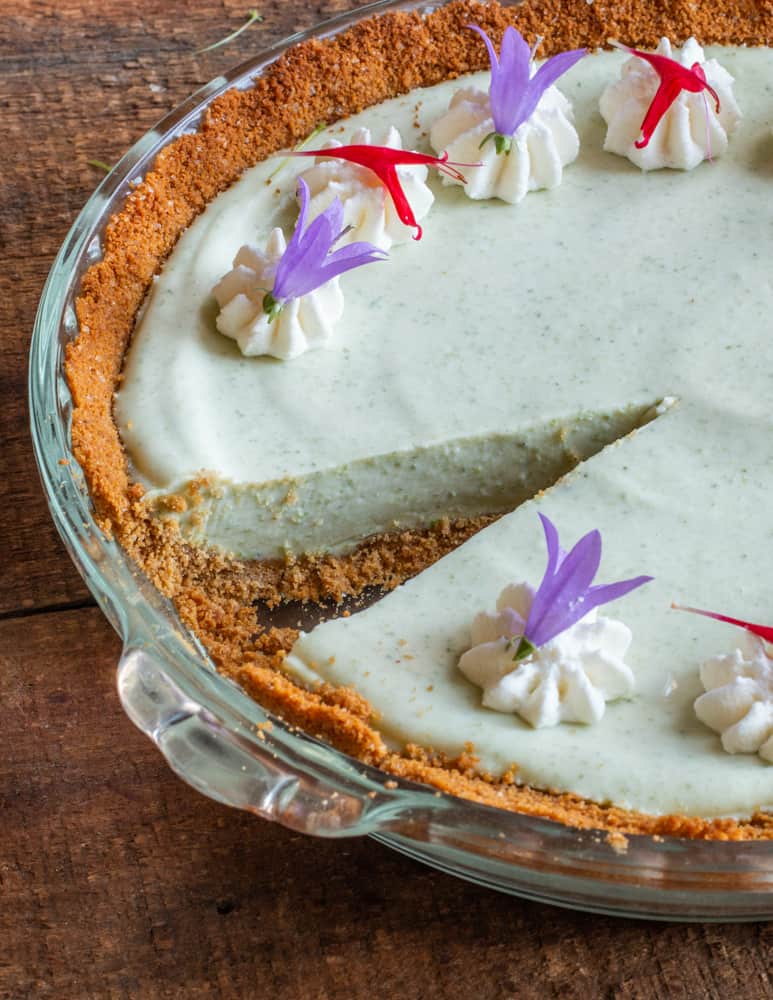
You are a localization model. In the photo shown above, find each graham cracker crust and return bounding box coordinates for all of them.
[66,0,773,839]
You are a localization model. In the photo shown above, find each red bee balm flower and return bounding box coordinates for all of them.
[673,605,773,646]
[612,41,721,149]
[288,145,475,240]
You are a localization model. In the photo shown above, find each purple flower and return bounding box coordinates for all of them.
[469,24,586,155]
[514,514,652,660]
[264,178,387,319]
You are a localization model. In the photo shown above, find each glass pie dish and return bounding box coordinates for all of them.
[30,0,773,920]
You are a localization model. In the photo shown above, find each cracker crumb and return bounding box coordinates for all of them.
[155,494,187,514]
[606,831,630,855]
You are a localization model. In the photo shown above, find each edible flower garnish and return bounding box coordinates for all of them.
[672,605,773,648]
[288,145,474,239]
[610,40,721,150]
[469,24,586,156]
[263,178,386,320]
[513,514,653,660]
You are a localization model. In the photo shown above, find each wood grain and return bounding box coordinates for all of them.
[2,2,772,997]
[2,607,772,999]
[0,0,358,615]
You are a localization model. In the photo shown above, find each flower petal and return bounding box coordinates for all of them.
[272,178,385,303]
[538,512,563,575]
[583,575,654,613]
[548,527,602,597]
[467,23,501,74]
[673,604,773,645]
[519,48,587,127]
[519,516,652,650]
[318,240,388,283]
[295,209,337,265]
[526,528,602,646]
[381,163,421,236]
[489,26,532,135]
[522,513,562,639]
[617,44,723,150]
[635,77,684,148]
[288,145,475,239]
[468,26,584,137]
[272,180,336,300]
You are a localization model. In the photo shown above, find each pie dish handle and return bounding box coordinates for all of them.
[116,643,437,838]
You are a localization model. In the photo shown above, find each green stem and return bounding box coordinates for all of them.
[478,132,512,156]
[196,9,263,54]
[262,291,282,322]
[494,133,512,156]
[512,636,536,662]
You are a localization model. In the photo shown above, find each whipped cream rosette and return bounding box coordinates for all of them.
[430,85,580,203]
[213,231,344,360]
[459,584,637,728]
[694,632,773,762]
[430,25,585,202]
[213,179,386,360]
[297,125,434,250]
[600,37,741,170]
[458,515,651,728]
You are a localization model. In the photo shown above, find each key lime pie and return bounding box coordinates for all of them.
[67,0,773,839]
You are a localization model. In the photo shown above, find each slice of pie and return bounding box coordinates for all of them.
[67,0,773,838]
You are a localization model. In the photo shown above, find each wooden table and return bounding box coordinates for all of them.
[2,2,771,995]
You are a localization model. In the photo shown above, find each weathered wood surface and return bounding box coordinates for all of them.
[1,2,772,997]
[0,0,358,616]
[3,608,773,999]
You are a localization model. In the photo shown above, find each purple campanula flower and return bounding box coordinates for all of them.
[469,24,586,155]
[513,513,653,660]
[263,178,387,319]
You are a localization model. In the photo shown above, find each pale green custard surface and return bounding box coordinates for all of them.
[118,49,773,817]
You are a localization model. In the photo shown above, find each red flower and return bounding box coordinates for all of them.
[288,145,474,240]
[672,604,773,646]
[613,42,721,149]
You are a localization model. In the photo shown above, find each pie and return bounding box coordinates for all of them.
[67,0,773,839]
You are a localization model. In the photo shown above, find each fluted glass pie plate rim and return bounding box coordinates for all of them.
[29,0,773,920]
